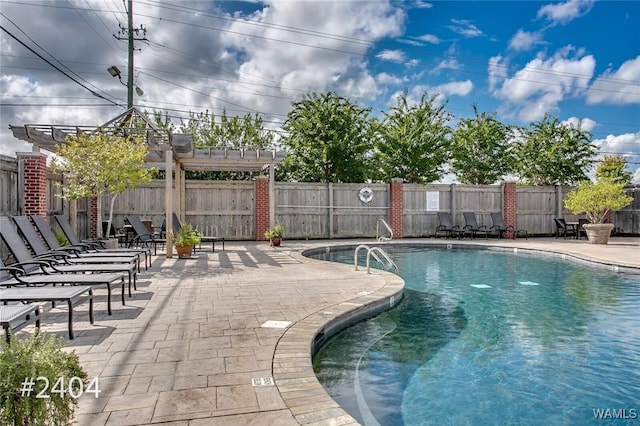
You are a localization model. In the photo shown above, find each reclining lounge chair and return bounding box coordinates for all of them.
[490,212,528,239]
[1,304,40,342]
[13,216,142,274]
[463,212,489,239]
[435,212,463,239]
[0,217,130,303]
[49,215,151,269]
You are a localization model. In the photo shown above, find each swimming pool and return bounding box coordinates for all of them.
[310,245,640,425]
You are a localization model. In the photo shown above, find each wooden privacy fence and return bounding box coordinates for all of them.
[1,154,639,253]
[102,180,639,240]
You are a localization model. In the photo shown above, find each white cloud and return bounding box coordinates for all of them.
[562,116,597,132]
[376,72,406,85]
[537,0,595,25]
[488,55,507,92]
[492,47,595,121]
[448,19,483,38]
[586,55,640,105]
[429,58,461,75]
[435,80,474,96]
[376,49,406,63]
[416,34,441,44]
[508,29,544,51]
[413,1,433,9]
[594,131,640,154]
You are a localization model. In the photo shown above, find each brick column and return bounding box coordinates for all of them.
[389,178,404,239]
[17,152,47,217]
[89,196,98,239]
[255,176,269,241]
[503,181,517,239]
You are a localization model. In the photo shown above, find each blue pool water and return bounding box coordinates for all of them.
[310,246,640,426]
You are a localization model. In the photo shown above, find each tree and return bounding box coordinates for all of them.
[179,109,274,150]
[450,105,514,184]
[178,109,275,180]
[515,115,596,185]
[595,155,633,185]
[278,92,376,182]
[375,90,452,183]
[51,133,154,238]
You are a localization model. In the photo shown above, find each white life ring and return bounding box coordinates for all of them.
[358,186,373,204]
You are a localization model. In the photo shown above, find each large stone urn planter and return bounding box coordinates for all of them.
[583,223,614,244]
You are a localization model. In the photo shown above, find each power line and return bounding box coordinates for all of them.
[0,24,123,107]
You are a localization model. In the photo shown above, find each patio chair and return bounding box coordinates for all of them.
[0,285,93,340]
[50,215,151,269]
[554,218,577,239]
[490,212,528,239]
[462,212,489,239]
[0,257,122,316]
[435,212,463,239]
[1,304,40,342]
[0,217,135,298]
[161,213,225,252]
[13,216,142,273]
[577,218,589,240]
[125,215,165,255]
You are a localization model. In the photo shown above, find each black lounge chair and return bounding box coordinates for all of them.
[1,304,40,342]
[0,217,132,301]
[490,213,528,239]
[435,212,462,239]
[0,285,93,340]
[49,215,151,269]
[125,215,165,255]
[13,216,142,273]
[554,218,577,239]
[161,213,225,252]
[463,212,489,239]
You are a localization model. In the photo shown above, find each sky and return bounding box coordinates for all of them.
[1,0,639,183]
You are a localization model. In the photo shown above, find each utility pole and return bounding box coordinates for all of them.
[114,0,146,109]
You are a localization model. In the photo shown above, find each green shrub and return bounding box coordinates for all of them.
[0,332,87,426]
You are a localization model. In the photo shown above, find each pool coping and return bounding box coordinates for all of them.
[273,240,640,425]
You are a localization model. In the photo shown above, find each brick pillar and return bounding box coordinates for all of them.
[255,176,269,241]
[503,181,517,239]
[389,178,404,239]
[17,152,48,217]
[89,196,98,239]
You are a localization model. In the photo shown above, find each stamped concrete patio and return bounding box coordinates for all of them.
[29,237,640,425]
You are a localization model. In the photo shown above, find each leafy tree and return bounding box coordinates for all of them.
[178,109,275,180]
[51,133,154,238]
[450,105,514,184]
[179,109,274,150]
[515,115,596,185]
[278,92,376,182]
[595,155,633,185]
[375,90,452,183]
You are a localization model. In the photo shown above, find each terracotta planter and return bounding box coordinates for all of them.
[270,237,281,247]
[175,244,194,258]
[583,223,614,244]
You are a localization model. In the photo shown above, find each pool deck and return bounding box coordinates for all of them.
[24,237,639,425]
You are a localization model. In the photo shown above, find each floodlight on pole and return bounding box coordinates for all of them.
[107,65,143,104]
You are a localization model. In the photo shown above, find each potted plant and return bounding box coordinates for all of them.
[564,180,633,244]
[171,223,202,258]
[264,223,284,247]
[0,332,88,426]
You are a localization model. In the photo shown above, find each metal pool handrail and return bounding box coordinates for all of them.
[376,218,393,242]
[354,244,398,274]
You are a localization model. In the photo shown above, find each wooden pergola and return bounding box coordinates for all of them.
[9,107,285,257]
